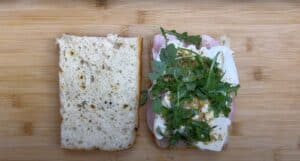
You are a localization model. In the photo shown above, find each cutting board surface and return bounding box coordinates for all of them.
[0,0,299,161]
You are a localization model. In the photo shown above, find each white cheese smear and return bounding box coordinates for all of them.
[161,91,172,108]
[153,114,167,140]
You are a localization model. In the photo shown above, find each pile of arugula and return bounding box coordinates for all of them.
[143,28,240,146]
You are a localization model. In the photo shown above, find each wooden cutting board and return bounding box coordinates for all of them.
[0,0,299,161]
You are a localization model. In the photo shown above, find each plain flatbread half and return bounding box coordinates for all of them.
[57,34,142,150]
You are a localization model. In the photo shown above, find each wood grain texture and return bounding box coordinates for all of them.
[0,0,299,160]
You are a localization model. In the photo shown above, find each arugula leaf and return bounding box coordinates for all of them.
[186,82,196,91]
[139,90,148,106]
[160,44,177,65]
[195,54,205,68]
[178,85,189,100]
[160,27,167,42]
[182,71,197,82]
[205,52,220,90]
[230,84,240,96]
[152,98,163,114]
[148,73,159,81]
[169,132,182,145]
[195,89,207,99]
[148,61,166,81]
[153,60,166,72]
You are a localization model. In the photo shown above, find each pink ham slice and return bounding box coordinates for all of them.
[146,102,155,132]
[201,34,220,49]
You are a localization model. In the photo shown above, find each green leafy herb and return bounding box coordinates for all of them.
[152,98,163,114]
[160,44,177,65]
[205,52,220,90]
[148,61,166,81]
[195,89,207,99]
[160,27,168,43]
[139,90,148,106]
[186,82,196,91]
